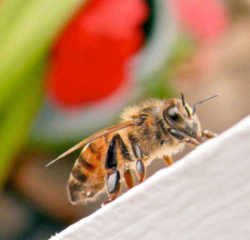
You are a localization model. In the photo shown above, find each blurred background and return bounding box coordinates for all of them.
[0,0,249,239]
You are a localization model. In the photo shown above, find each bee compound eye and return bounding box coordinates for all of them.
[107,171,120,194]
[167,107,180,122]
[163,107,182,125]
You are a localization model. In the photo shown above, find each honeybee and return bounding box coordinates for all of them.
[47,94,217,205]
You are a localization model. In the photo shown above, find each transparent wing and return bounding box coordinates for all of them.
[46,120,135,167]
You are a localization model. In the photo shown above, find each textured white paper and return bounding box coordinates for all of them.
[50,116,250,240]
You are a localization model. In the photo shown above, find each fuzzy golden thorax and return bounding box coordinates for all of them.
[121,98,202,160]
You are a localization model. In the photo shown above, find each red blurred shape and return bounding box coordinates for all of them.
[47,0,148,107]
[173,0,228,42]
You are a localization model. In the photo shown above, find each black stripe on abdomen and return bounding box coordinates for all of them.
[72,166,88,183]
[79,155,95,171]
[88,143,97,153]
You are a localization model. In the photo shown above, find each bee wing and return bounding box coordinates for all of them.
[46,120,135,167]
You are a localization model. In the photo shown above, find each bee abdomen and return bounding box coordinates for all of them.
[67,178,84,203]
[79,154,95,171]
[67,160,104,204]
[71,163,88,183]
[67,141,106,204]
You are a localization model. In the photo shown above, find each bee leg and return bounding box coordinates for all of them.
[103,170,121,205]
[163,155,173,167]
[136,159,146,184]
[124,168,136,189]
[202,129,217,139]
[102,134,123,205]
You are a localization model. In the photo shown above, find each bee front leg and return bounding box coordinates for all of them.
[163,155,173,167]
[103,170,122,205]
[202,129,217,139]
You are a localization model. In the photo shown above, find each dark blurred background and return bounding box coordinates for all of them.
[0,0,249,239]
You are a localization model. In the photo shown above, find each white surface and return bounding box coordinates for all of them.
[50,116,250,240]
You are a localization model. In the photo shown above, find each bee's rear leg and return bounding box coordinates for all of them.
[163,155,173,167]
[103,134,123,205]
[135,159,146,184]
[103,170,121,205]
[124,168,136,189]
[202,129,217,139]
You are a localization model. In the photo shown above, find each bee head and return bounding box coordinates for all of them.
[163,93,218,143]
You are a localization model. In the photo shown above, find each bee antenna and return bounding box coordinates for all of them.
[192,94,219,114]
[180,92,185,106]
[180,92,191,117]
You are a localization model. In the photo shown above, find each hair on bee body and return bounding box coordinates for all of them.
[47,94,218,205]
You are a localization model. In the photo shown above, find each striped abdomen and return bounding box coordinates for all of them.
[67,137,107,204]
[67,130,145,204]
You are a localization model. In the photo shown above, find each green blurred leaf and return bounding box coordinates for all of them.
[0,0,85,109]
[0,0,87,185]
[0,0,33,35]
[0,72,43,186]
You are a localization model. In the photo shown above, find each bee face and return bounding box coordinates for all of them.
[163,99,202,142]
